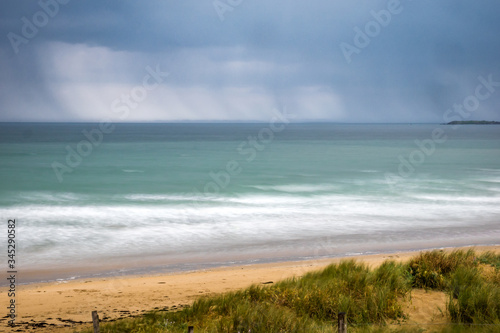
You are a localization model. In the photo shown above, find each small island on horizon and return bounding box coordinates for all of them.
[445,120,500,125]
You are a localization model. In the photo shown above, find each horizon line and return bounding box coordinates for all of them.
[0,120,479,125]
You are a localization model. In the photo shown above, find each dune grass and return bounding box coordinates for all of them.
[406,249,478,290]
[82,250,500,333]
[406,250,500,326]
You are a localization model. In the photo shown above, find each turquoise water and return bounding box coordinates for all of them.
[1,123,499,283]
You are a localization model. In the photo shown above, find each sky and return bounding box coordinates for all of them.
[1,0,499,123]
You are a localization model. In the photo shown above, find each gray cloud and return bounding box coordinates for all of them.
[1,0,499,122]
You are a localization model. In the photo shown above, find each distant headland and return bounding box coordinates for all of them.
[445,120,500,125]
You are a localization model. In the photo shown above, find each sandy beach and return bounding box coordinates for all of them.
[1,245,498,332]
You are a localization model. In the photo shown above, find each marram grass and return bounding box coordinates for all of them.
[82,250,500,333]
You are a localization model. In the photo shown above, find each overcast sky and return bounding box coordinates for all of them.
[1,0,499,122]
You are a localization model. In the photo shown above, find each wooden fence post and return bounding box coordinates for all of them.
[187,326,194,333]
[92,310,100,333]
[338,312,346,333]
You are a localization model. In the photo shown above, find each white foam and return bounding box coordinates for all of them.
[16,191,84,203]
[472,168,500,173]
[248,184,338,193]
[226,195,306,205]
[4,189,500,270]
[409,194,500,204]
[475,178,500,184]
[123,194,192,202]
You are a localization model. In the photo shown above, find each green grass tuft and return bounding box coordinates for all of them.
[405,250,477,290]
[447,265,500,324]
[477,251,500,270]
[82,249,500,333]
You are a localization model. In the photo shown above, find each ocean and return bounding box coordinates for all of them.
[1,123,499,284]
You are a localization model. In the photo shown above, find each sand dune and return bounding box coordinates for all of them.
[1,245,498,332]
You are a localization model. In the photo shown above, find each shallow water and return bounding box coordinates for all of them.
[1,123,499,283]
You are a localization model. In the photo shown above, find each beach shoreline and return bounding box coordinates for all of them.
[11,234,500,286]
[1,244,499,332]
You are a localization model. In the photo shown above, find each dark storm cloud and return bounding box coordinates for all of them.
[1,0,499,122]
